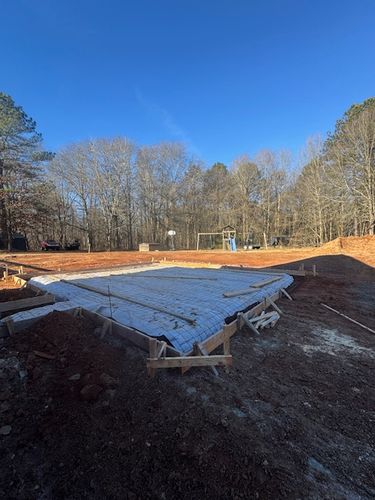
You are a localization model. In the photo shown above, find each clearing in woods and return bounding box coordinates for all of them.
[1,235,375,272]
[0,236,374,498]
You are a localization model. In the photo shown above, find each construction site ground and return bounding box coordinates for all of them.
[1,235,375,273]
[0,238,374,498]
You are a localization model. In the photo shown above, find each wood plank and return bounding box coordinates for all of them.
[33,350,55,360]
[61,279,196,325]
[249,312,275,323]
[223,288,256,298]
[0,294,55,316]
[252,276,281,288]
[147,355,232,369]
[258,312,280,329]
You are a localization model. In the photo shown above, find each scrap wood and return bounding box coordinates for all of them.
[33,350,55,360]
[321,303,375,335]
[249,311,275,323]
[252,276,282,288]
[255,311,267,329]
[223,288,256,298]
[60,279,196,325]
[258,312,280,329]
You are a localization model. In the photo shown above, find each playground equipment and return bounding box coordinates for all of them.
[196,225,237,251]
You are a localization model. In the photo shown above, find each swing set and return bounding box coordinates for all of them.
[196,226,237,251]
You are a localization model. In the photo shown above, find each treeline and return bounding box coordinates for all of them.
[0,92,374,251]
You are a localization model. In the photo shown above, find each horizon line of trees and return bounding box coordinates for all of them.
[1,91,374,251]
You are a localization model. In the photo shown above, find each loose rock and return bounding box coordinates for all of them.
[0,425,12,435]
[99,373,119,388]
[80,384,103,401]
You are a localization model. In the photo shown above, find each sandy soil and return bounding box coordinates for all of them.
[1,236,374,273]
[0,253,374,498]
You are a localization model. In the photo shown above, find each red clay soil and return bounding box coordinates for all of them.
[0,253,374,498]
[1,236,374,273]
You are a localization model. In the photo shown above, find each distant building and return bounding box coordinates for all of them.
[0,233,28,251]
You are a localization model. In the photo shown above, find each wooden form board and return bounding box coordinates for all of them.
[1,306,79,337]
[0,294,55,317]
[0,259,53,273]
[80,308,181,357]
[147,328,232,376]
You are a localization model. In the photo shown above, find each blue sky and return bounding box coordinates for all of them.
[1,0,375,166]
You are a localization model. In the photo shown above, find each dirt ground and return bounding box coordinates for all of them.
[1,236,375,273]
[0,278,35,302]
[0,252,374,498]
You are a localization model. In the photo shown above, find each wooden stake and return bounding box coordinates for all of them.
[196,342,219,376]
[157,341,167,358]
[280,288,293,300]
[4,318,15,336]
[222,325,231,373]
[266,297,283,315]
[148,338,158,377]
[239,312,259,335]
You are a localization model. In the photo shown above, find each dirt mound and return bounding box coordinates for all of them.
[321,235,375,254]
[0,279,35,302]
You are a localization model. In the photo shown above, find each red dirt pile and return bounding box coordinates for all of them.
[321,235,375,253]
